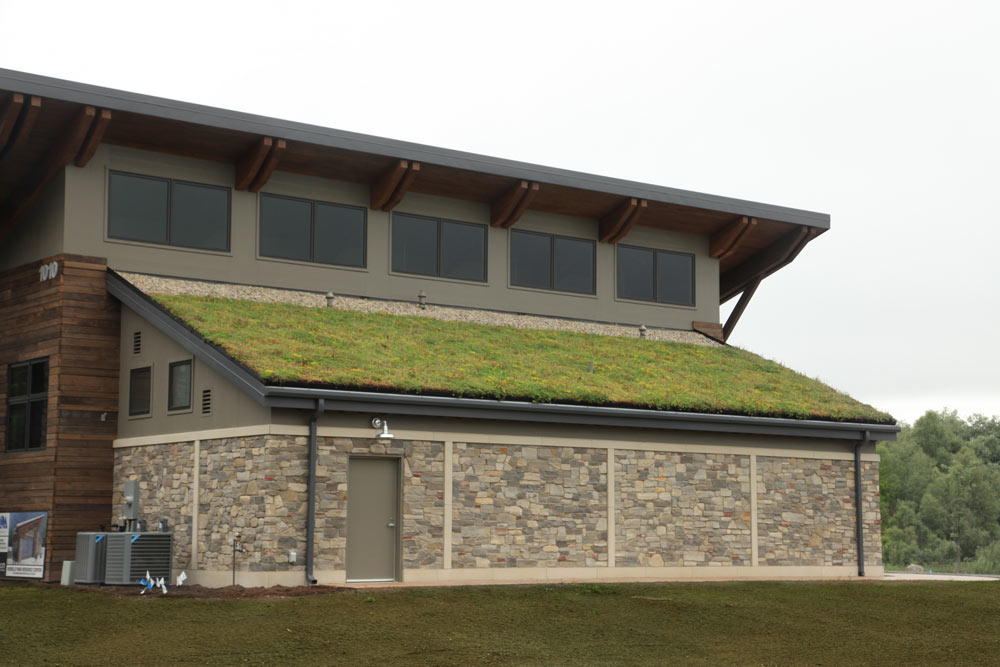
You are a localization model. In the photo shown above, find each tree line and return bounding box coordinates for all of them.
[879,410,1000,573]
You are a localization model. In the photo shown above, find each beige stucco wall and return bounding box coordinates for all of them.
[0,171,66,271]
[116,306,270,439]
[62,145,719,329]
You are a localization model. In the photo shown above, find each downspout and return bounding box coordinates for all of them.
[854,429,870,577]
[306,398,325,585]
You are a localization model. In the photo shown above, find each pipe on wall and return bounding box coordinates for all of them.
[854,430,871,577]
[306,398,325,585]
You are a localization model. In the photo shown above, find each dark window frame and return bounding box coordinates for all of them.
[168,360,193,412]
[129,366,152,417]
[5,358,48,452]
[509,229,596,295]
[258,192,368,268]
[108,170,232,252]
[616,244,696,307]
[391,213,488,283]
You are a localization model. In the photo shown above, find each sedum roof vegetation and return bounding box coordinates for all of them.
[153,294,894,425]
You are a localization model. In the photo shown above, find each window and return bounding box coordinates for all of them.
[108,172,230,251]
[616,245,695,306]
[392,213,486,282]
[168,360,192,412]
[259,194,366,267]
[129,367,152,417]
[510,230,595,294]
[6,358,48,451]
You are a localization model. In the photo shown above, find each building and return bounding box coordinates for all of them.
[0,69,897,586]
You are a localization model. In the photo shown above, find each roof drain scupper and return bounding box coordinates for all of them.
[854,430,871,577]
[306,398,325,585]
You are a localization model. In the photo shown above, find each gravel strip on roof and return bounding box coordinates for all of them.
[118,272,721,347]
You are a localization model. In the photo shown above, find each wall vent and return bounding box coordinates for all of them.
[201,389,212,415]
[132,331,142,355]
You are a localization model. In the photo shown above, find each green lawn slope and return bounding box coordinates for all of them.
[153,294,893,424]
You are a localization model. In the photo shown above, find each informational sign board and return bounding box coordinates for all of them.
[0,511,47,579]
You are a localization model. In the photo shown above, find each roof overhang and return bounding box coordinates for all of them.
[108,271,898,443]
[2,69,829,299]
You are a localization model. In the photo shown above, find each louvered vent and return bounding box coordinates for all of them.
[201,389,212,415]
[132,331,142,355]
[103,533,173,585]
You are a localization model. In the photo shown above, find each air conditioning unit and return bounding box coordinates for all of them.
[103,532,173,585]
[74,532,109,584]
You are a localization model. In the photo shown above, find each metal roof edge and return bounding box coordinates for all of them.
[263,386,899,442]
[1,68,829,229]
[106,270,269,406]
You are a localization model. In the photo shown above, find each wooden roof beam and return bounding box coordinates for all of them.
[0,93,25,153]
[248,139,286,193]
[599,198,647,244]
[710,216,758,261]
[0,105,96,242]
[74,108,111,167]
[719,226,814,302]
[722,277,761,341]
[234,136,272,190]
[0,94,40,161]
[371,160,420,211]
[491,180,539,228]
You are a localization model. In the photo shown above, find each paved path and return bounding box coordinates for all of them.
[884,571,1000,582]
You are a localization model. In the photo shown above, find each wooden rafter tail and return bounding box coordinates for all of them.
[234,137,272,190]
[710,216,758,261]
[607,199,647,243]
[0,95,40,161]
[500,181,539,228]
[598,198,638,243]
[0,93,25,153]
[74,109,112,167]
[248,139,286,193]
[380,162,419,211]
[491,180,528,227]
[370,160,408,210]
[0,105,96,241]
[722,278,761,342]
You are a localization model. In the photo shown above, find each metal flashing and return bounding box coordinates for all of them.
[1,68,829,229]
[106,270,269,406]
[108,270,897,441]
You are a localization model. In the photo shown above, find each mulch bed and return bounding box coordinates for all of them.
[52,582,349,599]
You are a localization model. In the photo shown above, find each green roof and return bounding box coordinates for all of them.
[153,294,894,425]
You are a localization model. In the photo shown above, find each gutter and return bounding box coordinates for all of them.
[305,398,325,585]
[264,385,899,442]
[854,430,871,577]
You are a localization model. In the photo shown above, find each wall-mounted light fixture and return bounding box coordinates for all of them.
[371,417,395,439]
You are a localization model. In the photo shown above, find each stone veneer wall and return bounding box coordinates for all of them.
[452,443,607,567]
[314,437,444,570]
[113,436,881,578]
[757,457,881,567]
[615,451,752,566]
[116,435,445,574]
[113,442,194,574]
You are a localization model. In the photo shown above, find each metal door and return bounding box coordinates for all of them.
[346,457,399,582]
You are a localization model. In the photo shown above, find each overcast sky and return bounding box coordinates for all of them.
[2,0,997,425]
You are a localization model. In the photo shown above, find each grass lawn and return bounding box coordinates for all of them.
[4,580,999,665]
[153,295,893,424]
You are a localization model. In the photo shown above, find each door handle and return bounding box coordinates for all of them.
[387,519,396,528]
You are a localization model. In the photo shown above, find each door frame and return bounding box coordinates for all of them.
[345,455,403,583]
